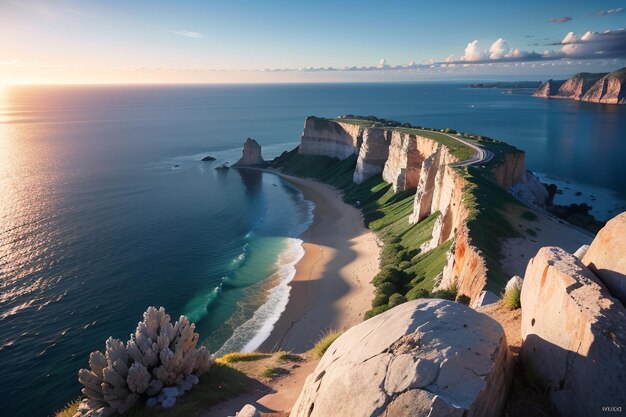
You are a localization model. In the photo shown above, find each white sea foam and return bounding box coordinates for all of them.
[215,237,304,355]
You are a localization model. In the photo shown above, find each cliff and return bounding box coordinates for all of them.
[533,67,625,104]
[277,116,538,306]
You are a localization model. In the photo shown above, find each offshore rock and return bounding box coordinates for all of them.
[234,138,265,166]
[521,247,626,417]
[290,299,511,417]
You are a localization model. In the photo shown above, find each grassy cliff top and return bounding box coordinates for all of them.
[323,115,521,163]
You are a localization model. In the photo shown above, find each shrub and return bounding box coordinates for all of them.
[502,286,521,310]
[372,292,391,308]
[364,305,390,319]
[372,267,406,287]
[431,288,457,301]
[388,293,407,308]
[521,211,538,221]
[312,331,342,358]
[261,367,289,378]
[377,282,397,297]
[75,307,213,416]
[406,287,430,300]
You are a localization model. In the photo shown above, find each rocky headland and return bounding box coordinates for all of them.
[533,67,626,104]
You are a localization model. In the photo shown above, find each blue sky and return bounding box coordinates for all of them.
[1,0,625,83]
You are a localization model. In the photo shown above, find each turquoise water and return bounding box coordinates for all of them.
[1,83,625,417]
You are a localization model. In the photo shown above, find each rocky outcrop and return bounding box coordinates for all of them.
[520,247,626,417]
[533,67,625,104]
[353,128,392,184]
[533,79,564,98]
[582,211,626,305]
[233,138,265,166]
[510,171,549,208]
[299,116,361,159]
[582,68,626,104]
[290,299,512,417]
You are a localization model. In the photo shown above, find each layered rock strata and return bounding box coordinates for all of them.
[289,299,512,417]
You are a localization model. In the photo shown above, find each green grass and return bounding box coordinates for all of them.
[261,367,289,378]
[502,286,521,310]
[57,363,251,417]
[311,331,342,358]
[217,352,271,364]
[277,352,302,363]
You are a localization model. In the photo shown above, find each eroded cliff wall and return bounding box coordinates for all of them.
[533,68,625,104]
[298,117,533,303]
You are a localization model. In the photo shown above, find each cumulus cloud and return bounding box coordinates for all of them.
[444,54,454,63]
[377,58,387,68]
[170,30,203,38]
[489,38,508,59]
[461,40,487,61]
[554,29,626,59]
[547,16,573,23]
[596,7,623,16]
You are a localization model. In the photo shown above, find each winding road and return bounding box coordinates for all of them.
[438,132,494,167]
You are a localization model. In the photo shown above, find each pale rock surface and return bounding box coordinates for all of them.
[234,138,265,166]
[298,117,360,159]
[573,244,589,259]
[510,171,549,208]
[471,290,500,308]
[582,211,626,305]
[521,246,626,417]
[353,128,392,183]
[289,299,512,417]
[236,404,261,417]
[504,275,523,293]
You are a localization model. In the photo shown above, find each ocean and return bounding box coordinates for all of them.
[1,83,625,417]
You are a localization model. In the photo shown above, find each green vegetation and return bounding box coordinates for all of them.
[521,210,538,221]
[57,363,251,417]
[261,367,289,378]
[277,352,302,362]
[311,331,342,358]
[503,286,521,310]
[217,352,272,364]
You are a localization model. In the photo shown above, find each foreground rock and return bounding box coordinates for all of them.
[233,138,265,166]
[582,211,626,305]
[290,299,512,417]
[520,247,626,417]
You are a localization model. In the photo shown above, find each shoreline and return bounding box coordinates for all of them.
[249,169,380,353]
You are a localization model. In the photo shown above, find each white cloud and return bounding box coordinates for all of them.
[597,7,624,16]
[489,38,508,59]
[377,58,387,68]
[461,40,487,61]
[170,30,203,39]
[444,54,454,63]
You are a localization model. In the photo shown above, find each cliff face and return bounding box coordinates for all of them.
[353,128,392,184]
[581,68,626,104]
[299,116,362,159]
[298,117,533,302]
[533,67,625,104]
[533,79,563,98]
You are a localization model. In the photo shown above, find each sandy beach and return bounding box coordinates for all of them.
[258,172,381,353]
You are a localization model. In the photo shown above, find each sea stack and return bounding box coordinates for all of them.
[233,137,265,166]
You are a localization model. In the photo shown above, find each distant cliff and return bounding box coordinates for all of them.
[282,116,546,308]
[533,67,626,104]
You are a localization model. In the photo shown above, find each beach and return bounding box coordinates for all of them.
[259,173,381,353]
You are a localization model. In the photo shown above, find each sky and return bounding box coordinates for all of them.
[0,0,625,84]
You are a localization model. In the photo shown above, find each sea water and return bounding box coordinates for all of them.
[1,83,625,417]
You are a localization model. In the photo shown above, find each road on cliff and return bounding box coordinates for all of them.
[440,132,494,167]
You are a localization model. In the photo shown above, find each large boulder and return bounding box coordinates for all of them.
[289,299,512,417]
[233,138,265,166]
[521,247,626,417]
[582,211,626,305]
